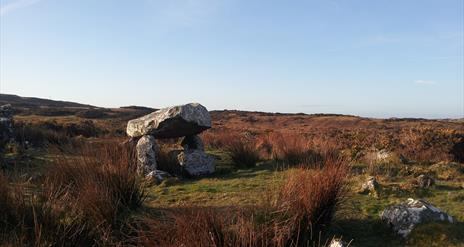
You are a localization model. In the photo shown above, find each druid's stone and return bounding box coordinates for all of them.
[126,103,211,138]
[177,150,215,176]
[136,135,158,174]
[181,135,204,151]
[380,198,454,237]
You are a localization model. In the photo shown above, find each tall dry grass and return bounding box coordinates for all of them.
[0,142,147,246]
[138,157,349,247]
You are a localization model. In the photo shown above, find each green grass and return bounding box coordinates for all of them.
[145,150,464,246]
[6,147,464,246]
[149,151,286,207]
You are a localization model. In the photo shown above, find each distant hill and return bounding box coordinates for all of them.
[0,94,96,109]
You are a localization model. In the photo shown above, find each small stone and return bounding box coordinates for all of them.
[358,176,380,196]
[415,174,435,188]
[329,239,347,247]
[147,169,172,184]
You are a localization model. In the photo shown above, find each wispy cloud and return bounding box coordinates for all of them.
[0,0,41,16]
[414,80,436,85]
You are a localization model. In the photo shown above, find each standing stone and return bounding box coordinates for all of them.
[181,135,204,151]
[127,103,211,138]
[136,135,158,174]
[177,149,215,176]
[380,198,454,237]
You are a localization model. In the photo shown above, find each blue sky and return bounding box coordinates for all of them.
[0,0,463,118]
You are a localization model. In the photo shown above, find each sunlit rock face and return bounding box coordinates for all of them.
[126,103,211,138]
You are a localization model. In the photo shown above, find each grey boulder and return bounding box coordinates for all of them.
[380,198,454,237]
[178,150,215,176]
[136,135,158,174]
[127,103,211,138]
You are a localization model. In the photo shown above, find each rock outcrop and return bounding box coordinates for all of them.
[126,103,211,138]
[380,198,454,237]
[127,103,214,177]
[0,104,14,152]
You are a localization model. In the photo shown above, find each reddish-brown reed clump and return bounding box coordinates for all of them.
[225,135,261,168]
[268,132,324,167]
[43,142,146,245]
[138,157,349,247]
[274,157,349,243]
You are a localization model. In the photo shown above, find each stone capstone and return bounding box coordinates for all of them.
[177,149,215,177]
[126,103,211,138]
[380,198,454,237]
[136,135,158,174]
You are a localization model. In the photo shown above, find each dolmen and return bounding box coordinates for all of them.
[126,103,215,177]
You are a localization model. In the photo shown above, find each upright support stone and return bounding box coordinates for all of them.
[178,149,215,176]
[136,135,158,174]
[181,135,204,151]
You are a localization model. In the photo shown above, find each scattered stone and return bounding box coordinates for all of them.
[358,176,380,196]
[126,103,211,138]
[376,149,392,161]
[380,198,454,237]
[329,238,347,247]
[178,149,215,176]
[147,169,172,183]
[136,135,158,174]
[415,174,435,188]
